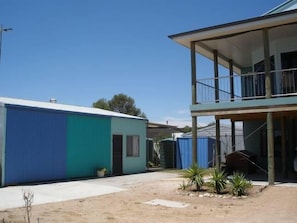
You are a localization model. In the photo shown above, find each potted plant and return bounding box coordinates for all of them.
[97,168,107,178]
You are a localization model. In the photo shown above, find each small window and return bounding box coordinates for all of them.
[127,135,140,157]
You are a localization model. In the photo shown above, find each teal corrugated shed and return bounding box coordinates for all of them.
[176,137,215,169]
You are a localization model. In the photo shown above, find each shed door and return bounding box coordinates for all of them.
[113,134,123,175]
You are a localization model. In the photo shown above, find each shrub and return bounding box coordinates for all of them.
[210,169,227,194]
[179,180,188,190]
[230,172,252,196]
[183,163,204,191]
[23,190,34,223]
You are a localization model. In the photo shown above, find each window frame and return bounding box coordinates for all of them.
[126,135,140,157]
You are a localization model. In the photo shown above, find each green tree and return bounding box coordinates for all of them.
[93,93,146,118]
[92,98,110,110]
[181,125,192,133]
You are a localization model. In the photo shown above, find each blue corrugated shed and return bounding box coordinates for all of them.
[176,137,215,169]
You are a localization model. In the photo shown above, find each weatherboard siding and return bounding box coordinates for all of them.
[66,114,111,178]
[4,106,67,185]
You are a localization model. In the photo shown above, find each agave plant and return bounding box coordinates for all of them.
[210,169,227,194]
[230,172,252,196]
[183,163,204,191]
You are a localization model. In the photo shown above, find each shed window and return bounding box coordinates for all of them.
[127,135,139,157]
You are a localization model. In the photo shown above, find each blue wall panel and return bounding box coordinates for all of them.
[176,137,215,169]
[5,106,67,185]
[176,138,189,169]
[198,138,208,168]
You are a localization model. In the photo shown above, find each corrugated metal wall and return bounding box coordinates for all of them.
[66,114,111,178]
[159,140,176,168]
[0,105,6,186]
[5,106,67,185]
[176,137,215,169]
[111,117,147,174]
[4,106,112,185]
[176,138,191,169]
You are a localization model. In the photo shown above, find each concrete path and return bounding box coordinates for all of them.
[0,171,296,210]
[0,171,180,210]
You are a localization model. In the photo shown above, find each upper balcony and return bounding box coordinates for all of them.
[191,68,297,119]
[196,68,297,103]
[169,9,297,120]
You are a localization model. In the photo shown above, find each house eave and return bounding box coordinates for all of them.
[169,9,297,73]
[169,9,297,42]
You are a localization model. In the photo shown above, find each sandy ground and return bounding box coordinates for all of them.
[1,176,297,223]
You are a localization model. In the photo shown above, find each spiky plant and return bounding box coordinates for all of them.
[183,163,204,191]
[179,180,187,190]
[230,172,252,196]
[210,169,227,194]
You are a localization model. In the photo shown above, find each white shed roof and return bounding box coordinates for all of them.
[0,97,145,120]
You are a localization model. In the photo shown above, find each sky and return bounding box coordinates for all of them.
[0,0,286,127]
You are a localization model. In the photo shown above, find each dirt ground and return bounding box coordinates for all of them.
[1,176,297,223]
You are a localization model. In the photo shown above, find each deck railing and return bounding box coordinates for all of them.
[196,68,297,104]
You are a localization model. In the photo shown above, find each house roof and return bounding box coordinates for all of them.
[0,97,145,120]
[169,8,297,74]
[182,123,243,138]
[147,122,180,139]
[265,0,297,15]
[147,122,178,129]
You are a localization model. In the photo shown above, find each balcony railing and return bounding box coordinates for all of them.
[196,68,297,104]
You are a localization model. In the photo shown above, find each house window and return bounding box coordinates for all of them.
[253,56,275,97]
[127,135,140,157]
[281,51,297,94]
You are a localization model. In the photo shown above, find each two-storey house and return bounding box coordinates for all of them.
[169,0,297,184]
